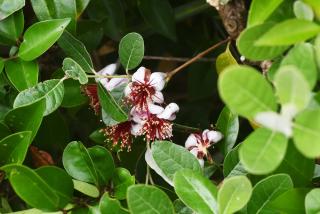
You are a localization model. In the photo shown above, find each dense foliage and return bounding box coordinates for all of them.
[0,0,320,213]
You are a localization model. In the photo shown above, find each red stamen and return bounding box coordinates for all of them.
[82,84,100,114]
[104,121,133,151]
[141,115,173,142]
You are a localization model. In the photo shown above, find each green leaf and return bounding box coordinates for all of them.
[305,189,320,214]
[247,0,284,26]
[75,0,90,16]
[111,168,135,200]
[0,131,31,165]
[293,109,320,158]
[294,1,314,21]
[223,145,247,178]
[173,200,193,214]
[4,99,45,140]
[280,43,318,89]
[0,122,10,139]
[239,128,288,174]
[61,79,87,108]
[1,164,60,211]
[256,19,320,46]
[127,185,175,214]
[174,169,218,214]
[99,193,129,214]
[58,31,94,73]
[274,65,311,111]
[217,176,252,214]
[0,0,25,20]
[216,44,237,74]
[97,82,128,123]
[119,32,144,71]
[5,58,39,91]
[62,58,88,84]
[274,142,314,187]
[35,166,73,208]
[151,141,202,181]
[0,10,24,45]
[247,174,293,214]
[73,179,99,198]
[216,106,239,156]
[303,0,320,18]
[138,0,176,41]
[19,18,70,61]
[218,65,277,119]
[13,79,64,116]
[237,23,288,60]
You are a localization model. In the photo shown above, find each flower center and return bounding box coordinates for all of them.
[128,81,156,111]
[141,115,173,141]
[104,121,132,151]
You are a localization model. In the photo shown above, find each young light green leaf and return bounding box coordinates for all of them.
[294,1,314,20]
[239,128,288,174]
[218,176,252,214]
[137,0,176,41]
[62,58,88,84]
[237,23,288,60]
[13,79,64,116]
[5,58,39,91]
[216,43,237,74]
[0,10,24,45]
[19,18,70,61]
[174,169,218,214]
[111,168,135,200]
[100,193,129,214]
[247,0,284,26]
[0,131,31,165]
[119,32,144,71]
[303,0,320,18]
[0,0,25,20]
[151,141,202,181]
[247,174,293,214]
[218,65,277,119]
[127,185,175,214]
[305,189,320,214]
[255,19,320,46]
[293,109,320,158]
[73,179,99,198]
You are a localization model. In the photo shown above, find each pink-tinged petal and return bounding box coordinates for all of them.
[185,134,198,148]
[130,107,147,123]
[148,102,164,115]
[98,78,110,90]
[124,83,132,96]
[98,63,117,75]
[132,67,147,83]
[150,72,166,91]
[206,130,223,143]
[131,123,143,136]
[151,91,164,104]
[157,103,179,120]
[106,78,128,91]
[198,158,204,168]
[189,147,199,157]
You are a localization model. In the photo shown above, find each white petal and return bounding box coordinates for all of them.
[206,130,223,143]
[106,78,128,91]
[131,123,143,136]
[130,107,147,123]
[281,104,298,120]
[254,111,292,137]
[132,67,147,83]
[98,63,117,75]
[150,72,166,91]
[151,91,164,104]
[185,134,198,148]
[157,103,179,120]
[98,78,109,89]
[148,103,164,115]
[124,83,132,97]
[145,148,173,186]
[198,158,204,168]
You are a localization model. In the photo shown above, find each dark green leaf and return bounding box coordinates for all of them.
[62,58,88,84]
[0,122,10,139]
[173,200,193,214]
[76,0,90,16]
[223,145,248,178]
[111,168,135,200]
[99,193,129,214]
[0,10,24,45]
[0,0,24,20]
[61,79,87,108]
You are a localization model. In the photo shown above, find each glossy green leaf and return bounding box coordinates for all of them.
[280,43,318,89]
[247,174,293,214]
[217,176,252,214]
[294,1,314,20]
[119,32,144,71]
[173,200,193,214]
[293,109,320,158]
[218,65,277,119]
[216,44,237,74]
[62,58,88,84]
[97,82,128,123]
[19,18,70,61]
[13,79,64,116]
[216,106,239,156]
[112,168,135,200]
[138,0,176,40]
[247,0,284,26]
[152,141,202,181]
[58,31,94,73]
[223,145,248,178]
[5,58,39,91]
[0,10,24,45]
[0,131,31,165]
[256,19,320,46]
[0,122,10,139]
[127,185,175,214]
[73,179,99,198]
[174,169,218,214]
[99,193,129,214]
[237,23,288,60]
[274,65,311,111]
[61,79,87,108]
[240,128,288,174]
[303,0,320,18]
[76,0,90,16]
[305,189,320,214]
[4,99,45,140]
[0,0,24,20]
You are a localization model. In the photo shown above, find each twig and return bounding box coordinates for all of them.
[87,74,130,79]
[173,123,201,133]
[166,37,230,82]
[143,56,214,62]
